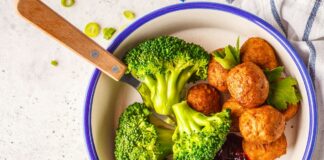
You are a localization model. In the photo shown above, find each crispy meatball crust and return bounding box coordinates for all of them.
[222,98,245,132]
[282,103,299,121]
[208,49,228,92]
[187,83,221,115]
[243,134,287,160]
[241,37,278,70]
[239,105,285,144]
[227,62,269,108]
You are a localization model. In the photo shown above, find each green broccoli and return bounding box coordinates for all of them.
[137,83,154,108]
[124,36,210,116]
[114,103,174,160]
[171,101,231,160]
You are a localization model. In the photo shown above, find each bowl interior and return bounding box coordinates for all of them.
[88,5,312,160]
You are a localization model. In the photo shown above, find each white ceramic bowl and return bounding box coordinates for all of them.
[84,2,317,160]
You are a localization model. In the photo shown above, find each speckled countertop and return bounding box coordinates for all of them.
[2,0,322,160]
[0,0,183,159]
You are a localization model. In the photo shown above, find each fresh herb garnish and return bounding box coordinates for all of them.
[264,66,284,82]
[265,67,301,110]
[213,37,240,69]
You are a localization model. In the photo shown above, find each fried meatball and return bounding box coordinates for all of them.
[187,83,221,115]
[282,103,299,121]
[222,98,245,132]
[241,37,278,70]
[239,105,285,144]
[243,134,287,160]
[227,62,269,108]
[208,49,229,92]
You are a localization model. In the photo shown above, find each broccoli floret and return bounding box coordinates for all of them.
[171,101,231,160]
[114,103,174,160]
[124,36,210,116]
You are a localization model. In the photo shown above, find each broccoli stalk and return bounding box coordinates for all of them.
[125,36,210,116]
[171,101,231,160]
[114,103,174,160]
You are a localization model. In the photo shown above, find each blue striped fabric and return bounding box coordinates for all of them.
[270,0,287,36]
[302,0,322,82]
[306,41,317,81]
[226,0,235,4]
[269,0,321,82]
[302,0,322,41]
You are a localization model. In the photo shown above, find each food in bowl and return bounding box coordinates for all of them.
[226,62,269,108]
[240,37,279,70]
[242,134,287,160]
[207,48,229,92]
[125,36,210,116]
[239,105,286,144]
[187,83,221,115]
[222,98,245,132]
[113,36,301,160]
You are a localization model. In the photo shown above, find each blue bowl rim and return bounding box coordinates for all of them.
[84,2,318,160]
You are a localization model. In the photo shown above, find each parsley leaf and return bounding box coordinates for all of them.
[265,67,301,110]
[213,37,240,69]
[264,66,284,82]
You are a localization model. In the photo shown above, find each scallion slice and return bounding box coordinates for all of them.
[103,27,116,40]
[84,22,101,38]
[123,10,136,20]
[61,0,75,7]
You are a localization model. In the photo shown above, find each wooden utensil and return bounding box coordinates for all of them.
[17,0,133,83]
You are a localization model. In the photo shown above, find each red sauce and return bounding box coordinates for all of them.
[215,133,249,160]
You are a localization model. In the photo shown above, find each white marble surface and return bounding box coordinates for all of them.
[0,0,182,159]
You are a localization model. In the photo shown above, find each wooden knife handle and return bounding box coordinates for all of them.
[17,0,126,81]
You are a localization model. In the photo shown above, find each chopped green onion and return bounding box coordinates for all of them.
[61,0,75,7]
[51,60,59,66]
[123,10,136,20]
[84,22,101,38]
[103,27,117,40]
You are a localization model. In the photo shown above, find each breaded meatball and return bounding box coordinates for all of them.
[282,104,299,121]
[208,49,228,92]
[187,83,221,115]
[227,62,269,108]
[241,37,278,69]
[243,134,287,160]
[222,98,245,132]
[239,105,285,144]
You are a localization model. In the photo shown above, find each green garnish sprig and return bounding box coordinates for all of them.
[213,37,240,69]
[264,67,301,110]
